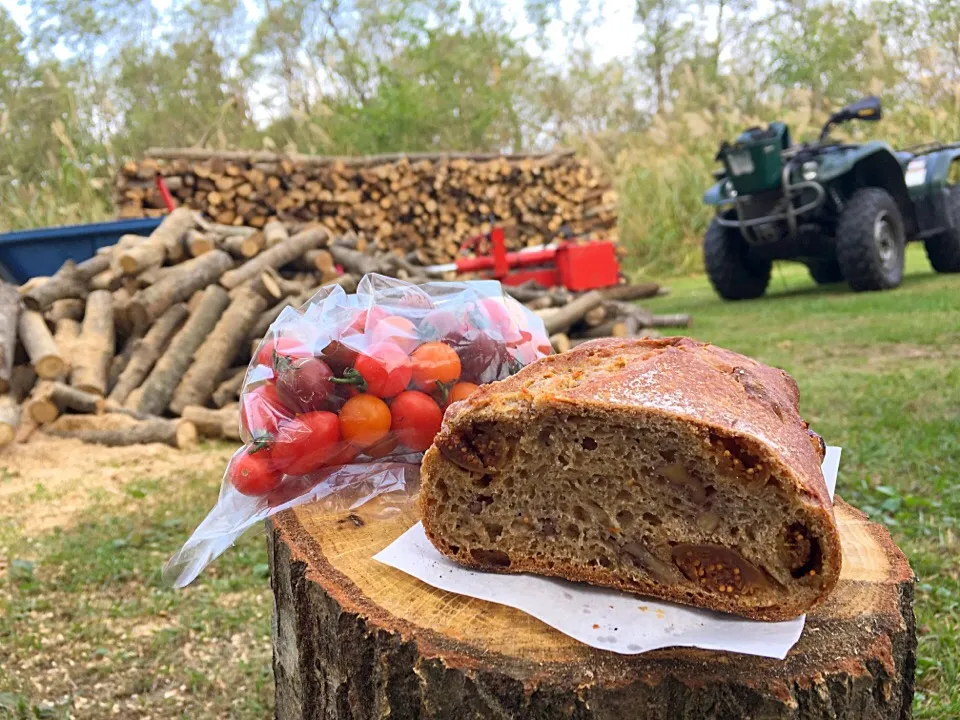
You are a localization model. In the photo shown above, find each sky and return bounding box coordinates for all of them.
[0,0,646,66]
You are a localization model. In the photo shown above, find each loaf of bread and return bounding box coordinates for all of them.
[419,337,841,621]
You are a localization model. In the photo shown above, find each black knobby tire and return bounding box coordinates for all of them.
[835,188,906,291]
[807,259,844,284]
[924,185,960,272]
[703,219,771,300]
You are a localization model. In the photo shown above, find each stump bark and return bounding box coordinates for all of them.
[269,497,916,720]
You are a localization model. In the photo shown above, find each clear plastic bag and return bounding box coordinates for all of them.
[164,273,551,587]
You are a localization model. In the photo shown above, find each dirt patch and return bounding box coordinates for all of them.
[0,434,234,536]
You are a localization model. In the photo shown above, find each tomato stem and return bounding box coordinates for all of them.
[330,367,368,393]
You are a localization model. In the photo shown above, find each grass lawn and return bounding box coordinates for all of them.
[647,243,960,718]
[1,243,956,718]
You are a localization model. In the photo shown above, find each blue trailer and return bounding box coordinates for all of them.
[0,217,164,284]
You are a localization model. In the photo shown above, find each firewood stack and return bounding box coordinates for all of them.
[114,149,617,265]
[0,209,688,450]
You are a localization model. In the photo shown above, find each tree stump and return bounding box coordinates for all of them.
[269,497,916,720]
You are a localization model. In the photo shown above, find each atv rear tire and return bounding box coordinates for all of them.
[807,259,844,284]
[924,185,960,272]
[704,219,771,300]
[836,188,906,291]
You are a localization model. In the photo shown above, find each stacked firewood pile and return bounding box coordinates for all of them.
[0,209,687,450]
[115,149,617,265]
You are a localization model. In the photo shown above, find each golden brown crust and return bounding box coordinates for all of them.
[420,337,842,621]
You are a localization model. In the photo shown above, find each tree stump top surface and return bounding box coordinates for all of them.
[272,494,915,701]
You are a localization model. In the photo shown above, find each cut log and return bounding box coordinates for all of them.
[47,298,85,322]
[219,227,328,289]
[222,232,265,259]
[127,249,233,328]
[650,313,693,328]
[169,289,267,414]
[70,290,115,396]
[541,290,604,335]
[269,496,916,720]
[52,317,81,375]
[9,365,36,403]
[107,303,189,405]
[578,319,629,338]
[211,367,246,408]
[27,381,105,424]
[22,262,87,311]
[328,244,385,277]
[130,285,231,416]
[263,220,289,248]
[45,415,198,449]
[0,395,18,447]
[180,404,241,441]
[116,240,165,276]
[296,249,335,274]
[549,333,571,353]
[89,268,124,291]
[18,310,66,379]
[0,282,20,394]
[599,283,662,302]
[185,229,215,257]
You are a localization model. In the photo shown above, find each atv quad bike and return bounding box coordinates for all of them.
[703,96,960,299]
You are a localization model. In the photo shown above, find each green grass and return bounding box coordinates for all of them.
[0,461,273,719]
[647,244,960,717]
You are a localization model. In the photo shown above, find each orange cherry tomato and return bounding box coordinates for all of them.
[446,382,479,407]
[390,390,443,452]
[371,315,419,353]
[339,394,392,448]
[410,341,461,392]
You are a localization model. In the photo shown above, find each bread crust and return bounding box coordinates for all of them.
[420,337,842,621]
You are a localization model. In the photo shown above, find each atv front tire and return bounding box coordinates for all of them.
[836,188,906,291]
[704,219,771,300]
[807,259,844,284]
[924,185,960,272]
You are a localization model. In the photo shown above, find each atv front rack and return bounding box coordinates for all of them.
[716,157,826,243]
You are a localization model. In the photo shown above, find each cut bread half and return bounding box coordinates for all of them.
[419,337,841,621]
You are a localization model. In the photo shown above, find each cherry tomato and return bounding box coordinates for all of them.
[271,411,341,476]
[349,306,389,334]
[240,382,292,439]
[352,342,412,398]
[445,381,479,407]
[458,331,518,384]
[371,316,419,353]
[339,394,392,448]
[410,341,461,392]
[419,309,466,344]
[390,391,443,452]
[327,442,361,466]
[318,339,359,376]
[256,336,309,368]
[472,298,519,340]
[229,445,281,496]
[275,356,335,413]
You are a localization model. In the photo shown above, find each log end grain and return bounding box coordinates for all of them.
[34,355,67,380]
[175,420,199,449]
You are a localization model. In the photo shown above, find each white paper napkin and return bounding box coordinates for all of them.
[374,446,840,659]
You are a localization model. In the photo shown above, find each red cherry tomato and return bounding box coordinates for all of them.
[327,442,361,466]
[352,342,412,398]
[473,298,518,340]
[256,336,309,368]
[271,412,341,476]
[339,394,392,448]
[371,315,419,354]
[275,356,335,413]
[318,339,359,376]
[410,342,462,392]
[445,381,479,407]
[229,445,282,496]
[390,391,443,452]
[349,306,390,334]
[419,309,466,344]
[240,382,292,439]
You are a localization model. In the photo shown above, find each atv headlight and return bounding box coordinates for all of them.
[801,161,818,181]
[723,180,737,198]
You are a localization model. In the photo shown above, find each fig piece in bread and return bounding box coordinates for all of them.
[418,337,841,621]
